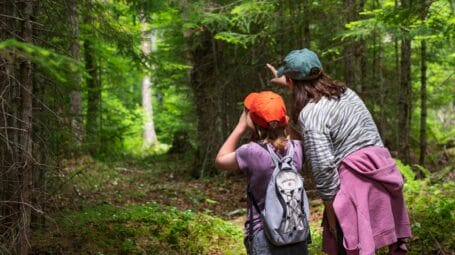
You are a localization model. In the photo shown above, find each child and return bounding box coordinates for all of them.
[215,91,309,255]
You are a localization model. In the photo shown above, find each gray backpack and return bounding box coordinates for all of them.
[248,142,310,246]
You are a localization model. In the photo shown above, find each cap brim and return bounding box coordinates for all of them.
[277,66,285,78]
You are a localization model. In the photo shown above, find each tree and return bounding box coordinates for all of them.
[17,1,35,253]
[0,0,36,253]
[419,39,427,165]
[83,0,101,154]
[398,0,412,163]
[68,0,83,146]
[140,16,158,148]
[418,0,431,166]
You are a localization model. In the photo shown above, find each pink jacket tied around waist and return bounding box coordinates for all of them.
[323,146,412,255]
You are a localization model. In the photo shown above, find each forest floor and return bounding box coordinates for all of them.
[31,154,325,254]
[31,153,454,255]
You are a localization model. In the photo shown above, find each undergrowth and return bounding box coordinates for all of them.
[32,156,454,254]
[32,202,244,255]
[396,160,454,254]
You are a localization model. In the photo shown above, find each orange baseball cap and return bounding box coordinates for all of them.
[243,91,289,128]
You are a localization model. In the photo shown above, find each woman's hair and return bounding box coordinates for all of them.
[291,70,347,123]
[253,121,288,152]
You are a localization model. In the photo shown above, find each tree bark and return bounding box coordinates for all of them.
[68,0,83,146]
[343,0,362,91]
[419,40,427,166]
[180,0,218,178]
[301,0,311,48]
[83,1,100,154]
[84,37,99,153]
[17,0,35,253]
[0,0,18,251]
[419,0,430,165]
[141,19,158,148]
[189,31,222,178]
[398,0,412,163]
[394,40,400,151]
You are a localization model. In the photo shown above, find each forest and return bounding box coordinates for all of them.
[0,0,454,254]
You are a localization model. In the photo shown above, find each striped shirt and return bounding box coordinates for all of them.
[298,88,383,201]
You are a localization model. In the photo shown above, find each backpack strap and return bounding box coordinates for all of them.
[254,141,268,152]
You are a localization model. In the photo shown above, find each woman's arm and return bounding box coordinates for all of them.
[215,110,249,171]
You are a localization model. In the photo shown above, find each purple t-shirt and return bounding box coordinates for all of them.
[235,140,304,237]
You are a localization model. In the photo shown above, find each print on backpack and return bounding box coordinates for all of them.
[249,142,310,247]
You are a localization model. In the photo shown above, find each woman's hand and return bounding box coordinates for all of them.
[266,63,289,87]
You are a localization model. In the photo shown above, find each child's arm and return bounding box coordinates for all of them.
[215,110,249,171]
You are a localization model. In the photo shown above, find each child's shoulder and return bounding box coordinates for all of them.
[237,141,268,155]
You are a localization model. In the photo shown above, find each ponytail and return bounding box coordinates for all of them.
[254,121,288,153]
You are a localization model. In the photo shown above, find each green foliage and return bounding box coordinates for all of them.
[0,39,82,83]
[98,91,143,156]
[211,1,276,46]
[396,160,455,254]
[32,203,245,254]
[153,86,196,145]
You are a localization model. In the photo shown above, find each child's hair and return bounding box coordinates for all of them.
[254,121,288,152]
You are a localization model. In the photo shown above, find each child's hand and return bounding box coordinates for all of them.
[266,63,290,88]
[235,110,249,133]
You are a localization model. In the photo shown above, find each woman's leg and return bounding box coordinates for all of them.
[336,221,347,255]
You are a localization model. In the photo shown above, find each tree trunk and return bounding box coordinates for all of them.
[419,40,427,166]
[180,0,217,178]
[68,0,83,146]
[141,20,158,148]
[17,0,35,253]
[419,0,430,165]
[394,40,400,151]
[84,37,99,154]
[0,0,18,251]
[180,0,192,81]
[301,0,311,48]
[343,0,362,91]
[189,31,222,178]
[398,0,412,163]
[83,1,100,155]
[378,42,386,139]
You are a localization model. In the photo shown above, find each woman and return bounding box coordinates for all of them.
[267,49,412,255]
[215,91,309,255]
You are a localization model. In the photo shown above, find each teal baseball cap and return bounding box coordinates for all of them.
[277,48,322,80]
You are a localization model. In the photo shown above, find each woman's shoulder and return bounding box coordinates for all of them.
[299,89,356,126]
